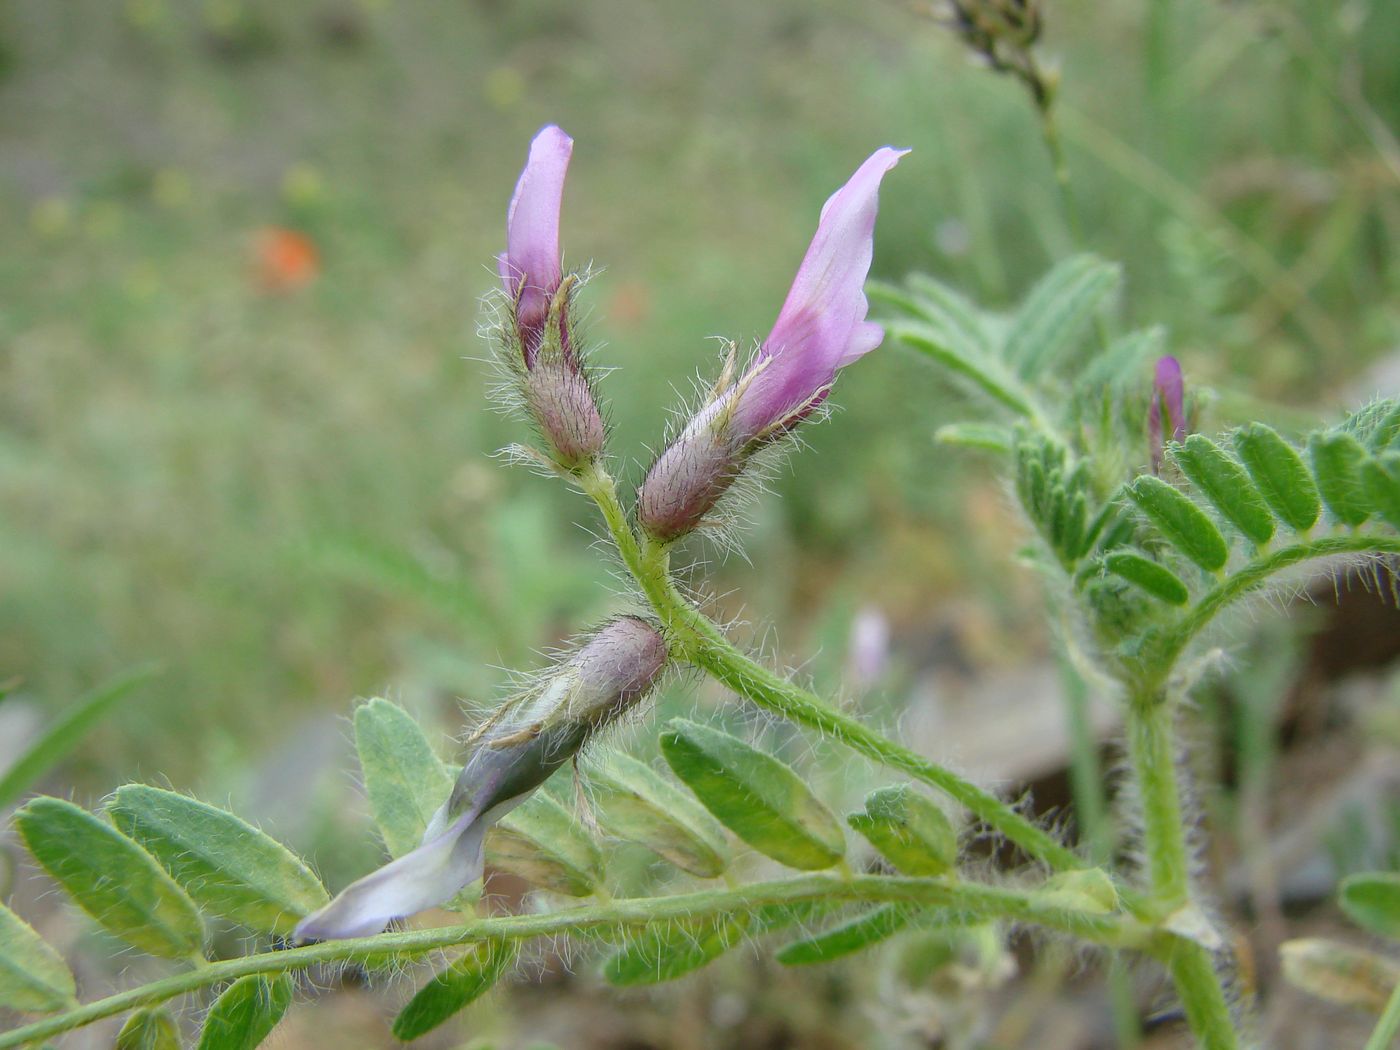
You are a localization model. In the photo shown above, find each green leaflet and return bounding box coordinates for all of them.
[904,273,995,357]
[1233,424,1320,532]
[776,904,914,966]
[1280,937,1400,1014]
[486,793,602,896]
[392,939,517,1041]
[1339,872,1400,941]
[1015,437,1094,567]
[847,786,957,876]
[0,662,159,811]
[196,974,292,1050]
[1076,327,1165,396]
[934,422,1013,454]
[0,901,76,1013]
[1342,399,1400,452]
[1361,452,1400,530]
[660,719,845,871]
[584,753,730,878]
[1126,475,1230,572]
[601,914,750,987]
[1309,432,1372,527]
[108,785,329,936]
[1004,254,1120,377]
[1171,435,1275,546]
[117,1008,182,1050]
[1103,551,1190,606]
[354,697,453,858]
[889,322,1039,419]
[16,797,204,960]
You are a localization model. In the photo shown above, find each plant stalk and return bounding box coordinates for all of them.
[0,873,1139,1048]
[577,463,1083,873]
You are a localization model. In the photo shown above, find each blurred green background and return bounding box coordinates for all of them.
[4,0,1395,786]
[1,0,1398,1042]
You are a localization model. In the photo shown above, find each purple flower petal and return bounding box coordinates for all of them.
[733,146,908,437]
[501,125,573,357]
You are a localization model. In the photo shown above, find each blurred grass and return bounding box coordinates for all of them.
[0,0,1396,792]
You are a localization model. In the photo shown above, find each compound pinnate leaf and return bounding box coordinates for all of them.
[1232,424,1320,532]
[776,904,913,966]
[1339,872,1400,940]
[1309,431,1373,527]
[0,900,76,1013]
[486,793,602,896]
[1005,254,1120,377]
[1361,453,1400,530]
[1171,436,1275,546]
[392,939,517,1041]
[109,786,328,936]
[197,974,292,1050]
[660,719,845,871]
[117,1008,182,1050]
[584,753,729,878]
[602,915,749,987]
[1126,475,1230,572]
[1102,551,1190,606]
[847,786,957,876]
[354,698,453,859]
[16,797,204,960]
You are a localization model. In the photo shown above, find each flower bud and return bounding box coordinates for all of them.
[496,125,606,470]
[1149,355,1186,474]
[295,617,667,941]
[637,147,907,542]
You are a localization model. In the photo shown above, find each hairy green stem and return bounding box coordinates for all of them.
[1165,941,1240,1050]
[1127,687,1238,1048]
[576,463,1083,873]
[0,874,1139,1048]
[1127,693,1190,908]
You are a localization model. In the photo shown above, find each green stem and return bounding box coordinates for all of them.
[576,462,1083,874]
[1165,941,1239,1050]
[0,874,1138,1048]
[1126,688,1238,1049]
[1365,975,1400,1050]
[1145,534,1400,688]
[1126,693,1190,908]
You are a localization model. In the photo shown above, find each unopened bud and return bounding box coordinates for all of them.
[295,617,667,941]
[1149,355,1186,474]
[495,125,606,470]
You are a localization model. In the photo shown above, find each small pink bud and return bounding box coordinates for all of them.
[1149,355,1186,474]
[637,147,907,541]
[497,125,606,470]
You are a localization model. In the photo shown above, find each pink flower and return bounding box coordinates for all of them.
[638,147,908,541]
[732,146,909,439]
[499,125,573,367]
[494,125,605,469]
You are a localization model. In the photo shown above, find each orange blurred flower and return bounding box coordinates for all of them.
[253,226,319,293]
